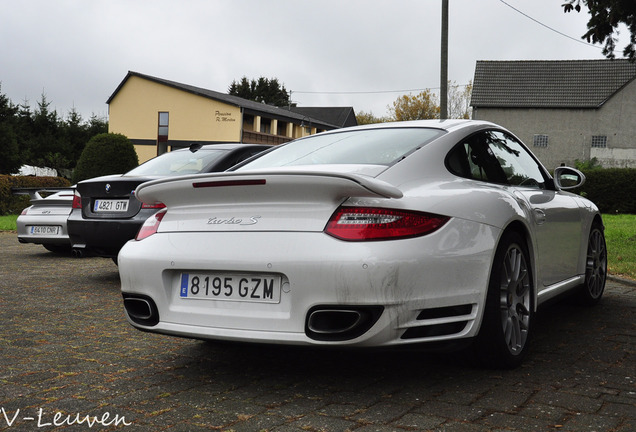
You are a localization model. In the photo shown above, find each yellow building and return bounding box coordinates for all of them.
[107,71,357,162]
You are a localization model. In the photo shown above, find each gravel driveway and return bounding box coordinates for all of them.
[1,232,634,431]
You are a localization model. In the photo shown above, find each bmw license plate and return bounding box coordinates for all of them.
[94,199,129,212]
[29,225,60,235]
[179,273,281,303]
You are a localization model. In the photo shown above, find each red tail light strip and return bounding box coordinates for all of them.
[193,179,266,188]
[325,207,449,241]
[141,202,166,209]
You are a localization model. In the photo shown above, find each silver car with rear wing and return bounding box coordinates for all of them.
[15,187,75,254]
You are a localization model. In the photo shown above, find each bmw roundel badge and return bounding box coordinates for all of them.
[105,183,111,192]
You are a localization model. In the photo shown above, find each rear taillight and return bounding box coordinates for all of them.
[325,207,449,241]
[136,209,167,241]
[141,202,166,209]
[72,191,82,209]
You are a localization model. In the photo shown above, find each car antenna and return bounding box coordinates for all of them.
[189,142,202,153]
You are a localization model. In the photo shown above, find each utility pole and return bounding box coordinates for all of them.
[440,0,449,119]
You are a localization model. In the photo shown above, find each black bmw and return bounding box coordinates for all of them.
[67,143,270,261]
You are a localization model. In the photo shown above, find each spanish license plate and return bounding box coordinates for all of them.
[29,225,60,235]
[94,199,129,212]
[179,273,281,303]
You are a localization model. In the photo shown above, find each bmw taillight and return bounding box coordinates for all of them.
[136,209,167,241]
[72,191,82,209]
[325,207,449,241]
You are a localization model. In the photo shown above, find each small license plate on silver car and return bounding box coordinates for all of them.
[179,272,281,303]
[29,225,60,235]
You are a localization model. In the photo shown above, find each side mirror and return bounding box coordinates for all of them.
[554,166,585,190]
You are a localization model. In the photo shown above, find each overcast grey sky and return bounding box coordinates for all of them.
[1,0,631,122]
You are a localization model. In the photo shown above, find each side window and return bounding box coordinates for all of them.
[447,131,508,184]
[447,131,546,189]
[485,131,546,189]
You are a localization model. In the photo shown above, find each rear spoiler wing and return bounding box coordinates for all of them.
[135,171,403,208]
[11,187,75,202]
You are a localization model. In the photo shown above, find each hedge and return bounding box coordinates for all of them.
[573,168,636,214]
[0,175,72,215]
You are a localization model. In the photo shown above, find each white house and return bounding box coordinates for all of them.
[471,59,636,169]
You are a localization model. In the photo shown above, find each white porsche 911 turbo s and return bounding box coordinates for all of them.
[118,120,607,368]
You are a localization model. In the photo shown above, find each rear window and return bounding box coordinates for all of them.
[237,128,445,170]
[125,149,229,176]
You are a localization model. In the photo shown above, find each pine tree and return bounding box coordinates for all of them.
[228,76,290,107]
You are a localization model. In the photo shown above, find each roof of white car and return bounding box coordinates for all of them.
[320,119,499,135]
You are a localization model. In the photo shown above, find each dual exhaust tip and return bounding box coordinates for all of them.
[123,294,383,342]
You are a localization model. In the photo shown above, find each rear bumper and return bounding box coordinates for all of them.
[119,218,500,347]
[67,209,148,258]
[16,214,70,245]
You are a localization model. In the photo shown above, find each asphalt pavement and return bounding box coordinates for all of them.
[0,232,634,432]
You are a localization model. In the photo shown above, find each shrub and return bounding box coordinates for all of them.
[72,133,138,183]
[0,175,71,215]
[574,157,602,171]
[573,168,636,214]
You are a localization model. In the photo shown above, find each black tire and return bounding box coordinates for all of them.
[576,222,607,306]
[474,231,534,369]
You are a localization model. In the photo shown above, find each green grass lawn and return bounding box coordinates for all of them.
[0,213,634,280]
[0,215,18,231]
[602,214,636,281]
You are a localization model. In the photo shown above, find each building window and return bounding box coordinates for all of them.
[158,112,169,142]
[277,121,287,136]
[591,135,607,148]
[533,134,549,148]
[260,118,271,134]
[243,114,255,131]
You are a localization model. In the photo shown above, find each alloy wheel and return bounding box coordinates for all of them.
[585,227,607,300]
[498,245,532,355]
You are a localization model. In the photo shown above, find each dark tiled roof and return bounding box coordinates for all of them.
[286,107,358,128]
[107,71,345,129]
[471,59,636,109]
